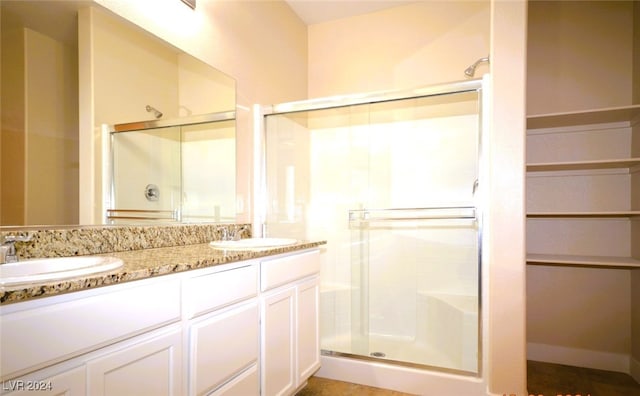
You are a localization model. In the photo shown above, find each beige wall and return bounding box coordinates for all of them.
[308,1,490,97]
[527,1,634,115]
[24,29,78,225]
[177,53,235,117]
[91,7,180,125]
[89,6,235,124]
[0,16,25,225]
[94,0,307,105]
[527,265,631,349]
[487,1,527,394]
[0,21,78,226]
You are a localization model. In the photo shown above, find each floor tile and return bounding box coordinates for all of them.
[297,361,640,396]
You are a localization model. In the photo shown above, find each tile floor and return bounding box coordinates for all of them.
[296,376,413,396]
[527,360,640,396]
[296,361,640,396]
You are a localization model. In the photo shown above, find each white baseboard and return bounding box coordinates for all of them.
[527,342,630,373]
[631,355,640,384]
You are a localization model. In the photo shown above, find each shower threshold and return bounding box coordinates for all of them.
[321,350,478,377]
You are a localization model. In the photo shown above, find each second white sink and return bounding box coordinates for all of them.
[0,256,124,287]
[210,237,298,250]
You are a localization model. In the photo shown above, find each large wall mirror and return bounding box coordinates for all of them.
[0,0,236,227]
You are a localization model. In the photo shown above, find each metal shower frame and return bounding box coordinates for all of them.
[254,76,489,376]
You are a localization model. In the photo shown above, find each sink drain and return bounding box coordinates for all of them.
[370,351,386,358]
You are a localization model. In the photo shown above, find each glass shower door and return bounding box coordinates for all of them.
[109,126,182,222]
[348,207,479,372]
[107,118,236,223]
[264,87,482,375]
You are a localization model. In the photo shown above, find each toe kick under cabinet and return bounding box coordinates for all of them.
[0,248,321,396]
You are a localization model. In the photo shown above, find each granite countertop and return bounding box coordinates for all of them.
[0,240,326,305]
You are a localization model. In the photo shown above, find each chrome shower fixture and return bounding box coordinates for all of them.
[464,56,490,77]
[145,105,163,119]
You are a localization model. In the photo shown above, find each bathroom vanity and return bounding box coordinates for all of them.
[0,229,324,396]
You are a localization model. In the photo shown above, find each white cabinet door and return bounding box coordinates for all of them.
[261,275,321,396]
[86,327,182,396]
[189,302,259,396]
[1,278,181,380]
[261,287,296,396]
[296,277,320,384]
[209,365,259,396]
[2,366,85,396]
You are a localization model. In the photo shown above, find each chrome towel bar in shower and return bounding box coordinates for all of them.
[348,206,476,222]
[106,209,179,221]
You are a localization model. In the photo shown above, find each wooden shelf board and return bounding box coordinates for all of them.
[527,104,640,129]
[527,211,640,218]
[527,158,640,172]
[527,253,640,269]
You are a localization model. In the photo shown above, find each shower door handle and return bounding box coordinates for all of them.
[348,206,476,223]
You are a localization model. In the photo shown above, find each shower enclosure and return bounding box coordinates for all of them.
[103,112,236,223]
[259,80,484,375]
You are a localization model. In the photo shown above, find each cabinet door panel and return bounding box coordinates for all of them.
[190,303,259,395]
[209,365,259,396]
[261,288,295,396]
[296,277,320,383]
[86,328,182,396]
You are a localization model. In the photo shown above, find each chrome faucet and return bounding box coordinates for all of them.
[221,226,250,241]
[1,234,33,264]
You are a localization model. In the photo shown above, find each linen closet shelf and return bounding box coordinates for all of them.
[526,104,640,269]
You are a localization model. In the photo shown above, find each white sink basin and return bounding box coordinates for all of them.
[210,237,298,250]
[0,256,124,287]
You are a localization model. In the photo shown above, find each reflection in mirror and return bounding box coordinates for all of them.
[106,115,236,224]
[0,1,236,227]
[1,0,80,226]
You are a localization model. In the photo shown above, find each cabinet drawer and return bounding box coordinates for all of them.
[209,365,258,396]
[184,264,258,318]
[260,250,319,292]
[190,303,259,396]
[2,366,85,396]
[1,278,181,380]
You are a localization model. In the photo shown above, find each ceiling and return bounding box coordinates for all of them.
[284,0,415,25]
